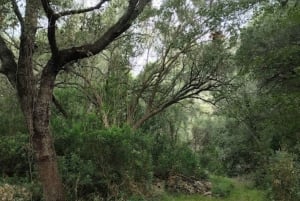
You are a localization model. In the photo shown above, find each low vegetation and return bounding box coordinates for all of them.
[162,177,266,201]
[0,0,299,201]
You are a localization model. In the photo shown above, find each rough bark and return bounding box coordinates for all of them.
[32,60,65,201]
[1,35,66,200]
[0,1,151,200]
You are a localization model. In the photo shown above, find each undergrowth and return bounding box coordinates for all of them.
[161,176,266,201]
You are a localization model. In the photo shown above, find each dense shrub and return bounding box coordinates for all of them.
[0,107,205,200]
[0,94,27,136]
[210,176,234,198]
[53,121,205,200]
[267,151,300,201]
[152,134,203,179]
[54,125,154,200]
[0,134,30,177]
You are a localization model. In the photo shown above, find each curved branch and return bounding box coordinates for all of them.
[57,0,109,18]
[41,0,59,55]
[40,0,110,56]
[58,0,151,67]
[11,0,24,28]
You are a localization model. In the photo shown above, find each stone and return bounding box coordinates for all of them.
[165,174,212,195]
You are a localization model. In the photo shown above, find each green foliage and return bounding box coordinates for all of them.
[1,1,298,201]
[52,88,92,120]
[53,124,154,200]
[0,134,30,178]
[84,126,153,183]
[58,153,97,199]
[152,133,203,179]
[161,177,266,201]
[210,176,234,198]
[237,5,300,89]
[267,151,300,201]
[215,3,300,181]
[212,78,300,177]
[192,117,228,175]
[0,81,27,135]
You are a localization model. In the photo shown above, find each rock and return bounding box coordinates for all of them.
[165,174,212,195]
[203,191,212,197]
[152,178,165,195]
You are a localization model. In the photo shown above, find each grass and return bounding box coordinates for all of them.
[160,176,266,201]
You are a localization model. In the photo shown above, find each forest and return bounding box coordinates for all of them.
[0,0,299,200]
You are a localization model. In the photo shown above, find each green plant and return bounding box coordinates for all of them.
[210,176,234,198]
[267,151,300,201]
[54,125,154,200]
[152,133,202,178]
[0,134,30,177]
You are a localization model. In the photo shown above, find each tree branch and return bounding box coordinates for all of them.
[52,95,68,118]
[11,0,24,28]
[41,0,59,55]
[0,35,18,86]
[57,0,109,18]
[58,0,151,67]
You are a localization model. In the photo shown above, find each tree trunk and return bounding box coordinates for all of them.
[15,0,65,196]
[17,68,65,201]
[31,63,65,201]
[32,129,65,201]
[0,1,150,199]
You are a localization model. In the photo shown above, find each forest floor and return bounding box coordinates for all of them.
[160,177,266,201]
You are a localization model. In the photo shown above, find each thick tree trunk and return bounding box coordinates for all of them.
[1,28,66,201]
[17,72,65,201]
[32,129,64,201]
[31,63,65,201]
[15,0,65,197]
[32,111,65,201]
[1,1,150,200]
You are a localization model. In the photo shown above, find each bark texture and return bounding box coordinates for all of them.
[0,1,150,200]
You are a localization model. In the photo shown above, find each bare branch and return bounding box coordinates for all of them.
[11,0,24,28]
[57,0,109,18]
[52,95,68,118]
[41,0,58,55]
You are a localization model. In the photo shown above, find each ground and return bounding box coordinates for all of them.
[161,177,266,201]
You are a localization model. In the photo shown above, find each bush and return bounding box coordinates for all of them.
[84,126,153,180]
[267,151,300,201]
[58,153,97,200]
[54,122,205,200]
[152,134,203,178]
[55,126,154,200]
[0,134,30,177]
[210,176,234,198]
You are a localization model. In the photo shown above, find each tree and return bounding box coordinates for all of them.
[0,1,150,200]
[237,2,300,90]
[210,1,300,177]
[65,0,253,130]
[0,0,266,200]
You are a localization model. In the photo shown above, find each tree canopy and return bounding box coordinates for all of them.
[1,0,300,201]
